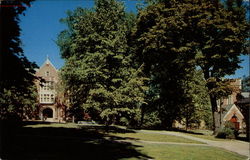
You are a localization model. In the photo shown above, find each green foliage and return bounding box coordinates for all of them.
[241,75,250,92]
[0,0,38,120]
[179,70,211,129]
[216,126,235,139]
[57,0,148,126]
[141,111,162,129]
[133,0,212,129]
[134,0,248,130]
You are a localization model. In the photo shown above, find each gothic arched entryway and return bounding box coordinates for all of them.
[43,108,53,119]
[230,114,239,130]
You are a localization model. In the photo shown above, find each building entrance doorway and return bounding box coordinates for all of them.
[43,108,53,119]
[230,114,240,130]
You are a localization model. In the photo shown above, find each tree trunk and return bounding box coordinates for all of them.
[244,106,249,141]
[139,106,145,129]
[162,118,173,130]
[209,95,220,134]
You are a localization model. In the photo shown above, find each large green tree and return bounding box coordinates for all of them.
[0,1,37,158]
[194,0,248,132]
[134,0,248,131]
[133,0,202,129]
[57,0,148,126]
[0,0,37,120]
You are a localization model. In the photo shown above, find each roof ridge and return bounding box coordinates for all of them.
[40,56,57,71]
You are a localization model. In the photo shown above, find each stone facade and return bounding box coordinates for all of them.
[217,79,245,130]
[35,57,64,122]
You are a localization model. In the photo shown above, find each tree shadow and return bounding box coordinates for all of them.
[78,125,136,134]
[1,123,151,160]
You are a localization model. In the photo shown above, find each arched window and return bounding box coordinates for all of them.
[43,108,53,118]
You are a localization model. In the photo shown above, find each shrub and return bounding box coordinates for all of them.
[119,117,129,126]
[141,111,162,129]
[224,121,239,138]
[216,127,235,139]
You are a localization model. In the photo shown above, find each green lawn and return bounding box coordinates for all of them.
[120,143,247,160]
[140,129,228,141]
[24,122,79,128]
[182,132,227,141]
[109,132,204,144]
[4,122,245,160]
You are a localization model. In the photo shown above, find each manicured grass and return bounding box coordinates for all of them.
[183,133,227,141]
[11,123,246,160]
[109,132,204,144]
[121,143,247,160]
[141,129,228,141]
[24,122,79,128]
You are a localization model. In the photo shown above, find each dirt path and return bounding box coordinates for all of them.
[137,130,250,157]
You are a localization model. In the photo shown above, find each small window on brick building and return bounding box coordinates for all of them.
[46,94,50,102]
[51,94,54,102]
[45,71,50,76]
[40,94,43,103]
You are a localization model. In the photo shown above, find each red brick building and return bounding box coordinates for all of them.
[35,57,65,122]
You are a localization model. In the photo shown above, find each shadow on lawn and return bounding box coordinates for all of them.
[0,122,151,160]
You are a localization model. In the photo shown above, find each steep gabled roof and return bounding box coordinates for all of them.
[39,56,57,71]
[223,104,244,121]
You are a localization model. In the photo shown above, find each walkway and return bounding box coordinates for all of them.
[137,130,250,157]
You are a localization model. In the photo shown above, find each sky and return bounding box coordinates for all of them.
[20,0,249,78]
[20,0,139,68]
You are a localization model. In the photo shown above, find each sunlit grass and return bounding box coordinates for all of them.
[109,132,204,144]
[183,133,228,141]
[121,143,247,160]
[140,130,228,141]
[24,122,79,128]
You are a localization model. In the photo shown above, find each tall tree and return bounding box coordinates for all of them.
[0,0,37,120]
[194,0,248,133]
[0,1,37,158]
[134,0,248,131]
[57,0,148,126]
[133,1,200,129]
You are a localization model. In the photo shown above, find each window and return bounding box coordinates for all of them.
[228,95,232,105]
[50,82,54,90]
[45,71,50,76]
[40,94,43,102]
[40,94,55,103]
[43,94,47,102]
[51,94,54,102]
[41,81,54,91]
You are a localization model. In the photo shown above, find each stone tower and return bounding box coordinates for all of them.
[35,57,64,122]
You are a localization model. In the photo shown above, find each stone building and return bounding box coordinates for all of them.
[35,57,64,122]
[217,79,245,130]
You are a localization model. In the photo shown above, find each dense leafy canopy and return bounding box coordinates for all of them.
[134,0,248,130]
[57,0,148,126]
[0,0,38,120]
[57,0,248,130]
